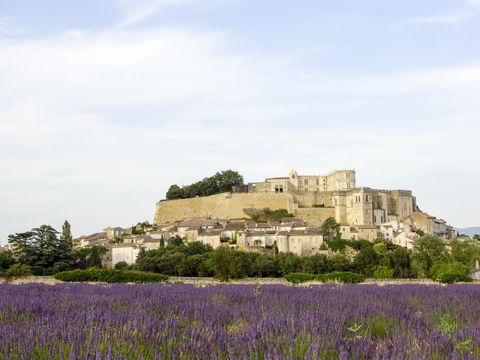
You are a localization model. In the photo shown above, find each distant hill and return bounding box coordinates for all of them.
[455,227,480,238]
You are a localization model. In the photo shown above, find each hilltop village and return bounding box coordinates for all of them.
[74,169,455,269]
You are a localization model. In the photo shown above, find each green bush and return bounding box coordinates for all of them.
[5,264,31,277]
[317,272,365,284]
[372,265,394,279]
[54,269,169,283]
[284,273,316,284]
[285,272,365,284]
[430,261,471,284]
[114,261,129,270]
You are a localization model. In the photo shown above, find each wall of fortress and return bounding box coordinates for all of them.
[154,193,296,224]
[154,189,415,228]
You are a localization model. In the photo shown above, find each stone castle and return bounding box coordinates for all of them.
[154,169,418,233]
[72,169,454,268]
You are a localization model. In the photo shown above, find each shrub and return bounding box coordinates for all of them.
[317,272,365,284]
[430,261,471,284]
[285,272,365,284]
[114,261,129,270]
[372,265,394,279]
[284,273,316,284]
[5,264,31,277]
[54,269,169,283]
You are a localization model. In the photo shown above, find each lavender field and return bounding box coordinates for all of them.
[1,284,479,359]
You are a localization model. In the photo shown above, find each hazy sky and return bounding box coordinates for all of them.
[1,0,479,242]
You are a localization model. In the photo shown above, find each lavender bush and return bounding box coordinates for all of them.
[1,284,479,359]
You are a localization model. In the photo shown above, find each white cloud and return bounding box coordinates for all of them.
[115,0,196,28]
[0,16,26,35]
[412,13,470,24]
[0,26,479,241]
[467,0,480,8]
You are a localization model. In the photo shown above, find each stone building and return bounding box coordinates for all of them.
[154,169,423,236]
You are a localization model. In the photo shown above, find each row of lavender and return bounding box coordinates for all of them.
[1,284,480,359]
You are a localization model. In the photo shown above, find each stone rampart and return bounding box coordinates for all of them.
[154,193,295,224]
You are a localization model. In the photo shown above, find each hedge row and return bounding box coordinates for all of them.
[285,272,365,284]
[54,269,169,283]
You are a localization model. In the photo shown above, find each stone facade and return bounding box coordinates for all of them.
[154,169,420,232]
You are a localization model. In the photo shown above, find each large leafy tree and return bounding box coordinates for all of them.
[322,217,340,242]
[165,170,244,200]
[8,225,75,275]
[411,235,448,278]
[450,238,480,268]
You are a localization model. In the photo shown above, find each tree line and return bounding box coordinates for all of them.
[166,170,244,200]
[1,221,106,276]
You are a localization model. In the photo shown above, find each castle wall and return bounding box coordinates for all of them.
[154,193,295,224]
[295,208,336,227]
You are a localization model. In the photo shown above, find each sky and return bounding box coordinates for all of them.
[1,0,480,242]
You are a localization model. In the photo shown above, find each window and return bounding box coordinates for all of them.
[304,179,308,185]
[316,179,319,185]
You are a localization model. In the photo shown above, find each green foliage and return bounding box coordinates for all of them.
[177,253,210,277]
[322,217,340,242]
[207,246,247,281]
[328,253,352,272]
[353,246,380,276]
[68,245,108,272]
[54,268,169,283]
[0,251,13,270]
[284,273,316,284]
[411,235,448,278]
[372,265,394,279]
[386,246,416,278]
[166,170,244,200]
[302,254,330,274]
[8,225,75,275]
[114,261,129,270]
[285,272,365,284]
[373,242,388,255]
[253,254,278,277]
[5,263,31,277]
[317,272,365,284]
[438,313,457,338]
[60,220,73,249]
[450,238,480,268]
[430,261,471,283]
[277,252,304,276]
[247,208,294,222]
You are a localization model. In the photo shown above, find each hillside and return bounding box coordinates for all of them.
[455,227,480,237]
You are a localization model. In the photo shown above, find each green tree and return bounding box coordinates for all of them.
[84,245,107,268]
[386,246,416,278]
[253,254,278,277]
[430,261,471,283]
[372,265,394,279]
[473,234,480,241]
[450,238,480,268]
[6,263,31,277]
[322,217,340,242]
[114,261,129,270]
[411,235,448,278]
[277,252,303,276]
[60,220,73,250]
[0,251,13,270]
[7,225,74,275]
[328,253,352,272]
[177,254,209,277]
[207,247,245,281]
[373,242,388,255]
[166,184,184,200]
[165,170,244,200]
[303,254,330,274]
[353,246,380,276]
